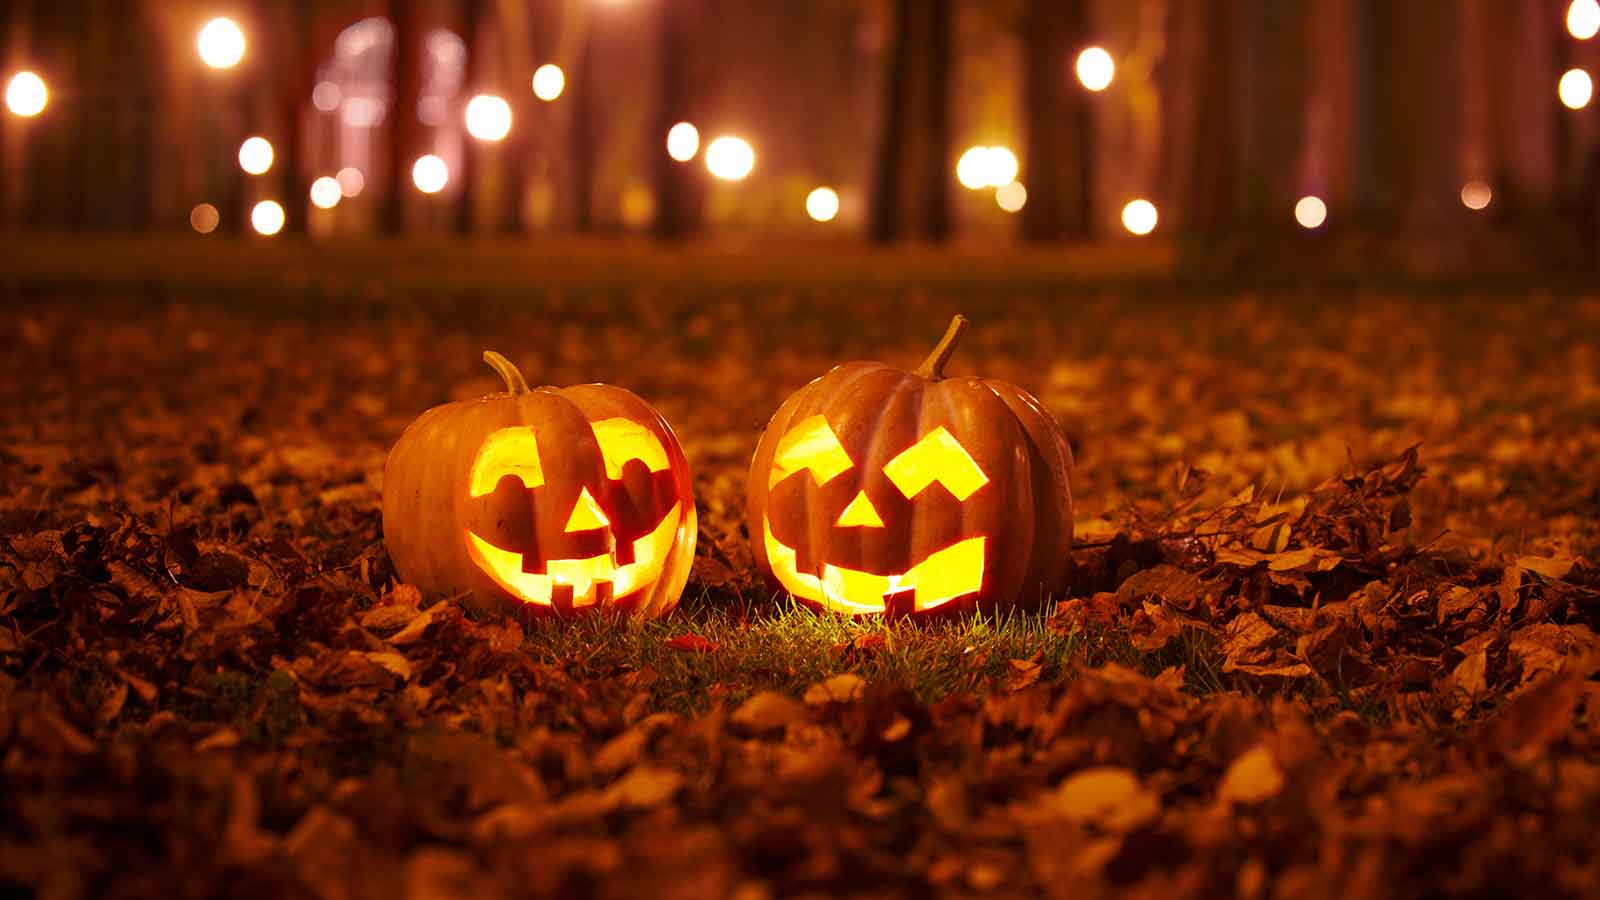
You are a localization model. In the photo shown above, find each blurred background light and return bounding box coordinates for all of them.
[1121,199,1157,235]
[189,203,220,234]
[1295,195,1327,229]
[1569,0,1600,39]
[1460,180,1492,211]
[1560,68,1593,109]
[251,200,285,236]
[532,64,565,101]
[311,81,341,112]
[957,147,990,189]
[957,146,1019,190]
[985,147,1019,187]
[336,167,365,198]
[1075,47,1115,91]
[238,136,274,175]
[310,177,342,210]
[341,97,385,127]
[412,154,449,193]
[197,17,246,70]
[464,94,512,141]
[5,71,47,117]
[996,181,1027,213]
[705,136,754,180]
[806,186,839,222]
[416,96,447,126]
[666,122,700,161]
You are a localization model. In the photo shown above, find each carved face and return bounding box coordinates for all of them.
[759,414,992,615]
[463,418,683,611]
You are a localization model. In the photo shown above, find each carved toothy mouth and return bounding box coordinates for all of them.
[762,518,984,614]
[466,501,683,610]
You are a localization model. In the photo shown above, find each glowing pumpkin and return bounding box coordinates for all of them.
[746,315,1073,617]
[383,351,696,618]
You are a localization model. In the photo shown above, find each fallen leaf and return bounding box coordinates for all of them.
[804,673,866,705]
[1218,745,1285,805]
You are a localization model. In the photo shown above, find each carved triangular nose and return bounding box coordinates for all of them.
[564,487,611,532]
[835,490,884,528]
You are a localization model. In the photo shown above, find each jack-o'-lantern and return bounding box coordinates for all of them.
[383,351,696,618]
[746,316,1073,617]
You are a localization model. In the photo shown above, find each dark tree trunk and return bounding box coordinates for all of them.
[1187,0,1237,236]
[271,0,316,236]
[454,0,487,235]
[569,23,596,231]
[383,0,422,235]
[1021,0,1093,241]
[23,0,87,229]
[869,0,953,242]
[651,0,704,239]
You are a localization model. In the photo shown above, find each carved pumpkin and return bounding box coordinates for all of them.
[746,316,1073,617]
[383,352,696,618]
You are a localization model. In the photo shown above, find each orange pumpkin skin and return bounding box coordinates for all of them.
[746,316,1072,617]
[383,352,696,619]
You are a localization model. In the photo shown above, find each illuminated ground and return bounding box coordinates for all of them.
[1,278,1598,897]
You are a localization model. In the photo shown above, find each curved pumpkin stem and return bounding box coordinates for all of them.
[483,351,532,394]
[915,315,969,380]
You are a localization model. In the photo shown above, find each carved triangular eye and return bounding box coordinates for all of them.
[883,426,988,500]
[469,426,545,497]
[564,487,610,532]
[769,414,854,488]
[590,418,669,478]
[835,490,884,528]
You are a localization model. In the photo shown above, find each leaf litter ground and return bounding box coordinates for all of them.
[2,286,1599,899]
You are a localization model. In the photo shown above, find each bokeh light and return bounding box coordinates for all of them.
[5,71,47,117]
[532,64,565,101]
[1569,0,1600,40]
[957,146,1019,190]
[238,136,274,175]
[1559,68,1593,109]
[666,122,700,161]
[705,136,755,180]
[464,94,512,141]
[1076,47,1115,92]
[1121,199,1158,236]
[251,200,285,236]
[197,18,246,70]
[336,167,365,198]
[310,177,342,210]
[311,81,341,112]
[189,203,220,234]
[1294,195,1327,229]
[805,187,840,222]
[996,181,1027,213]
[1460,180,1492,211]
[412,154,449,194]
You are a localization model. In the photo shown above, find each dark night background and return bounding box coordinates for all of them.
[2,2,1599,899]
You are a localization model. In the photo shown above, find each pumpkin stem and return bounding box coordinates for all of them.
[482,351,531,394]
[915,315,969,380]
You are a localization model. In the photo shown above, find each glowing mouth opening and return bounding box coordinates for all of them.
[467,501,681,607]
[763,517,985,614]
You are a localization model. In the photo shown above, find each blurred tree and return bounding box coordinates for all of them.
[869,0,952,242]
[260,0,317,236]
[1020,0,1092,240]
[383,0,422,235]
[651,0,706,239]
[569,12,596,231]
[494,0,537,235]
[454,0,487,235]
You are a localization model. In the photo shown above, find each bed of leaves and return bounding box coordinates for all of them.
[2,284,1599,899]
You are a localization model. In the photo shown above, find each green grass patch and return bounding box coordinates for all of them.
[517,592,1235,714]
